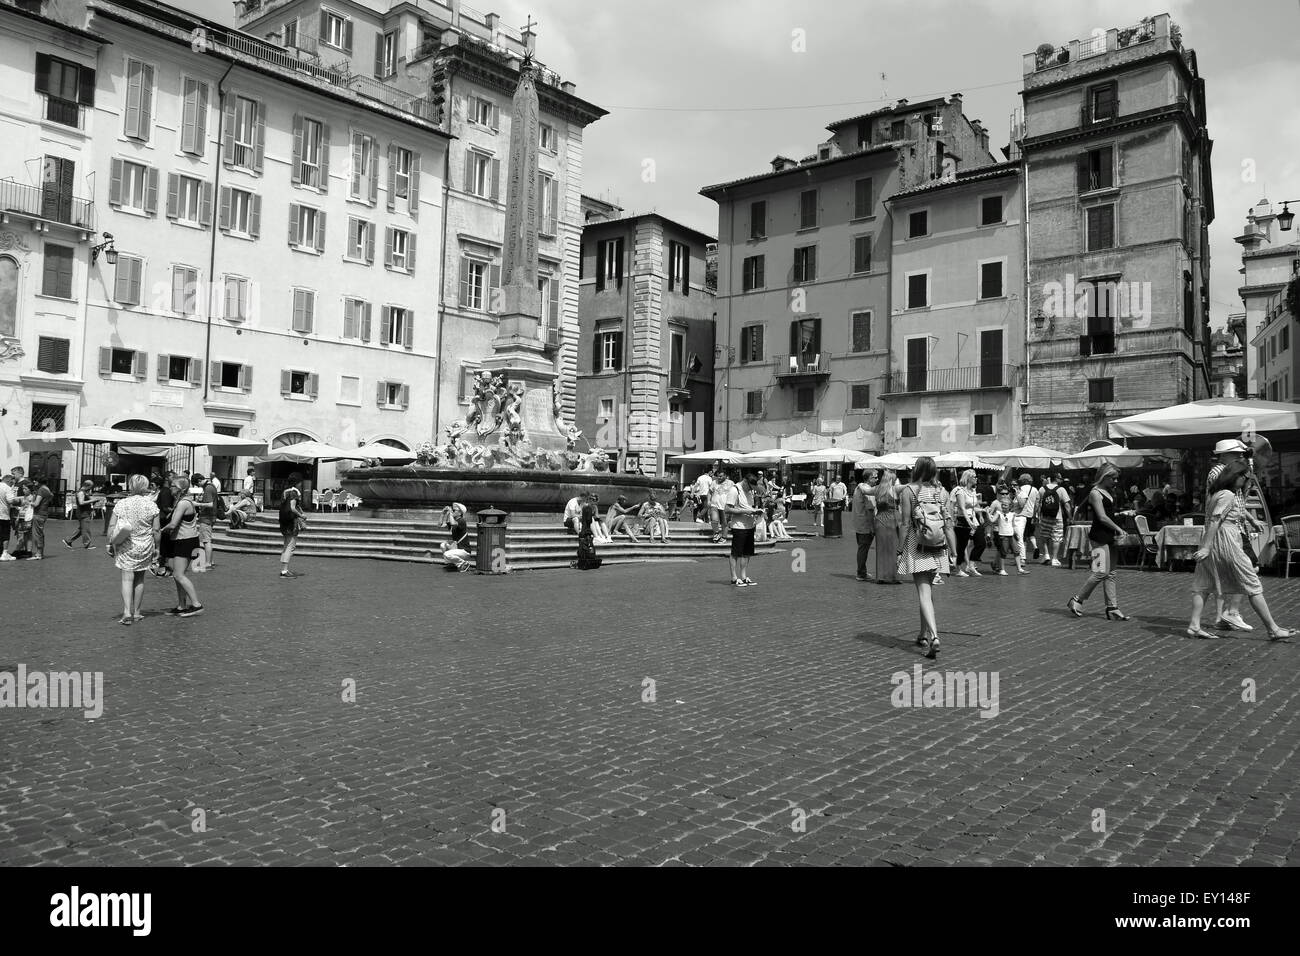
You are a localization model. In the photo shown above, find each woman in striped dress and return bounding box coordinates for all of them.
[898,456,955,659]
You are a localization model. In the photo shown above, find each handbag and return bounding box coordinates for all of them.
[293,516,308,534]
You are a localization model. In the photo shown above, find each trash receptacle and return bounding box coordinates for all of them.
[824,499,845,538]
[476,507,509,573]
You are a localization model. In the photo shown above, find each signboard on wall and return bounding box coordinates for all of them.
[820,419,843,434]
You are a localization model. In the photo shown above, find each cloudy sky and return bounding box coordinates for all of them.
[190,0,1300,328]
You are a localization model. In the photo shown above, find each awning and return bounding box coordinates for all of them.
[979,445,1069,468]
[1108,398,1300,450]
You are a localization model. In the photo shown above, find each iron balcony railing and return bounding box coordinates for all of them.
[0,179,94,230]
[883,364,1019,395]
[774,353,832,379]
[1032,328,1192,362]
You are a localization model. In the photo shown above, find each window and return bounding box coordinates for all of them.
[459,257,499,312]
[230,96,260,170]
[381,306,414,349]
[740,325,764,364]
[1088,378,1115,403]
[167,173,211,226]
[378,382,409,409]
[889,119,906,140]
[906,272,929,309]
[900,417,918,438]
[793,245,817,283]
[290,204,324,253]
[457,366,480,403]
[221,187,259,237]
[596,238,624,291]
[669,330,685,386]
[218,361,251,391]
[850,311,871,352]
[908,210,928,238]
[34,53,93,127]
[111,159,153,213]
[41,243,74,298]
[745,391,763,416]
[283,19,298,48]
[342,298,371,341]
[750,200,766,239]
[799,189,818,229]
[1079,280,1116,355]
[790,317,821,362]
[339,375,361,405]
[321,9,351,51]
[667,241,689,294]
[224,276,249,322]
[539,123,556,153]
[104,347,142,377]
[180,77,209,156]
[974,413,994,436]
[854,178,873,219]
[852,235,871,274]
[297,117,326,189]
[1079,146,1115,191]
[742,255,765,292]
[1086,204,1115,251]
[113,254,143,306]
[282,369,320,400]
[1270,380,1279,402]
[351,132,377,202]
[850,384,871,411]
[906,338,927,392]
[391,145,417,208]
[386,228,415,272]
[122,58,154,141]
[538,274,560,331]
[376,31,397,77]
[466,149,495,199]
[471,96,498,128]
[1088,83,1117,122]
[979,261,1004,299]
[980,195,1003,225]
[596,329,623,371]
[979,329,1004,386]
[291,288,315,333]
[36,336,69,374]
[1269,337,1276,359]
[348,218,375,262]
[158,355,198,386]
[171,265,198,315]
[1283,327,1290,352]
[598,397,614,419]
[796,386,815,413]
[538,173,558,236]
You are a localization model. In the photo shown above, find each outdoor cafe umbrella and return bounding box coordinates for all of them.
[1059,442,1153,470]
[165,428,269,457]
[355,441,417,462]
[785,449,876,465]
[257,440,373,464]
[978,445,1067,468]
[666,449,744,463]
[1108,398,1300,451]
[868,452,920,471]
[17,425,174,452]
[933,451,999,470]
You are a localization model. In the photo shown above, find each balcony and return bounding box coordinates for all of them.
[541,324,560,353]
[775,353,831,384]
[0,179,94,232]
[41,95,83,129]
[882,364,1019,397]
[1024,14,1184,82]
[1032,328,1192,362]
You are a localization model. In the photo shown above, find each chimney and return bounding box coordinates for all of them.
[896,98,908,109]
[950,93,963,109]
[771,156,796,173]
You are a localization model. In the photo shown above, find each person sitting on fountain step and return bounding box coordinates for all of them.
[562,493,584,534]
[588,494,614,544]
[606,495,640,543]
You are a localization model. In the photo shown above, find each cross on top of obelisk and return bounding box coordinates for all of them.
[521,14,537,58]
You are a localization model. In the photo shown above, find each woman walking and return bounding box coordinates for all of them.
[107,475,160,625]
[1067,464,1131,621]
[162,476,203,616]
[278,483,306,578]
[871,469,902,584]
[1186,462,1295,640]
[897,456,955,659]
[62,480,98,550]
[810,476,827,536]
[952,469,982,577]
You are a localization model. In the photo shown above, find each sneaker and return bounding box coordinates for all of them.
[998,569,1008,576]
[30,555,42,560]
[179,605,204,617]
[85,545,97,551]
[280,570,297,578]
[742,578,757,587]
[968,567,982,576]
[1016,568,1030,575]
[734,579,745,587]
[1041,558,1052,565]
[0,553,15,561]
[63,540,73,549]
[856,573,869,582]
[955,569,969,578]
[166,606,186,616]
[1221,612,1253,632]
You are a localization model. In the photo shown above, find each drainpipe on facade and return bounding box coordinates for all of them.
[205,62,235,405]
[622,224,632,470]
[432,84,451,441]
[1021,162,1032,442]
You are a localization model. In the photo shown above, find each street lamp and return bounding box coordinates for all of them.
[1278,201,1297,232]
[91,232,117,266]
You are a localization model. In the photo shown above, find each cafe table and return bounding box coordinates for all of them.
[1156,524,1204,568]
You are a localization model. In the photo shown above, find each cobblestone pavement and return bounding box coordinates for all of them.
[2,523,1299,866]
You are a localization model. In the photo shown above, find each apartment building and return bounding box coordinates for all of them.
[574,208,715,475]
[1234,196,1299,400]
[883,162,1026,453]
[701,94,997,452]
[62,0,451,496]
[1021,12,1214,450]
[0,0,106,490]
[239,0,607,438]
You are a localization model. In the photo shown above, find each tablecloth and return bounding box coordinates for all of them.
[1156,525,1203,566]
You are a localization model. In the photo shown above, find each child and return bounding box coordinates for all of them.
[646,499,669,542]
[768,500,791,540]
[991,490,1017,576]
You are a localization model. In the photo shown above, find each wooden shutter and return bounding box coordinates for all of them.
[490,158,500,201]
[210,360,220,385]
[365,222,375,263]
[145,167,158,215]
[305,291,314,332]
[156,353,169,383]
[1076,153,1090,192]
[614,238,624,289]
[740,327,750,362]
[171,267,184,313]
[682,245,690,296]
[351,132,363,197]
[191,82,208,157]
[459,258,471,308]
[165,172,179,219]
[292,290,305,332]
[319,9,328,40]
[377,381,387,406]
[199,181,213,227]
[291,114,303,185]
[315,210,326,253]
[399,384,409,408]
[224,279,236,320]
[360,302,371,342]
[488,263,501,312]
[139,64,153,139]
[280,369,292,394]
[249,195,261,238]
[35,53,51,94]
[317,124,331,192]
[252,101,265,172]
[240,364,253,391]
[222,95,235,165]
[384,227,393,268]
[114,258,130,302]
[132,350,147,380]
[181,78,198,154]
[109,158,123,206]
[462,151,474,193]
[344,299,357,338]
[667,240,676,288]
[387,143,397,210]
[380,306,392,345]
[99,347,111,375]
[592,334,602,373]
[187,358,201,386]
[124,59,142,138]
[343,19,353,54]
[218,185,230,231]
[408,152,420,214]
[612,330,624,371]
[374,33,384,78]
[490,104,500,131]
[369,142,379,205]
[549,273,560,321]
[309,373,319,399]
[77,62,95,105]
[789,320,799,358]
[287,203,299,247]
[403,311,414,350]
[407,234,416,272]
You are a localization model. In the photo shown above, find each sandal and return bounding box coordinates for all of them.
[118,615,133,626]
[1267,628,1297,642]
[1185,627,1219,640]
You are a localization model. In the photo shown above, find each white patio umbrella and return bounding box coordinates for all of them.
[786,449,875,465]
[1060,442,1153,470]
[979,444,1068,468]
[356,441,416,462]
[166,429,269,456]
[869,452,919,471]
[667,449,744,463]
[933,451,998,470]
[258,440,373,463]
[17,425,173,451]
[1109,397,1300,450]
[736,448,800,463]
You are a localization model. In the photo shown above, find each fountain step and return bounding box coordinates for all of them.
[228,514,814,538]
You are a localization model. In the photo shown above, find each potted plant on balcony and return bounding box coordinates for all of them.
[1035,43,1055,68]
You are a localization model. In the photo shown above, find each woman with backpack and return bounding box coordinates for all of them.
[898,456,956,659]
[1037,473,1071,567]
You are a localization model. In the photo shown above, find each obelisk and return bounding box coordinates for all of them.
[480,55,572,450]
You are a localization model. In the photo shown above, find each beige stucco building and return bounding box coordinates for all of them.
[1234,197,1299,401]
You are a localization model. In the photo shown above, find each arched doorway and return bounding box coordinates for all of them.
[264,431,319,506]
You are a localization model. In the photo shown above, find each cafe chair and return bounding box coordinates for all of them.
[1278,516,1300,579]
[1133,514,1159,570]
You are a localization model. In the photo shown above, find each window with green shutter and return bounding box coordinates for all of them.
[36,336,70,373]
[123,58,154,141]
[41,243,74,298]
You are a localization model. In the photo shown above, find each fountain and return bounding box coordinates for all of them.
[342,56,674,516]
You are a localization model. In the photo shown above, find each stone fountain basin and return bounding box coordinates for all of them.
[340,466,676,515]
